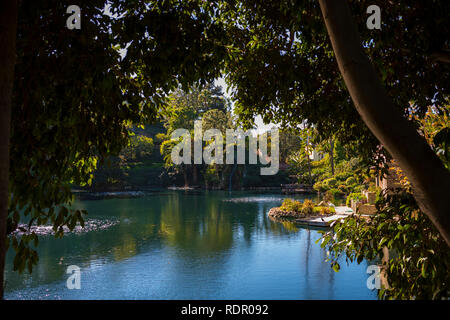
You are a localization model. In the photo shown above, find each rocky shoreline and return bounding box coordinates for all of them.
[268,207,305,219]
[268,206,337,223]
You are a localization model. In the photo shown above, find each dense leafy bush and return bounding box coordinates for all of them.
[280,198,335,217]
[313,181,325,192]
[337,184,348,194]
[121,135,154,163]
[321,191,450,299]
[345,176,357,185]
[301,199,315,215]
[308,156,366,197]
[318,206,334,215]
[280,198,302,213]
[335,172,351,182]
[323,177,337,188]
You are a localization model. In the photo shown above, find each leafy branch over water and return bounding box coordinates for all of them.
[320,191,450,300]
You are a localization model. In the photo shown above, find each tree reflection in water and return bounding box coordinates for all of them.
[4,191,375,300]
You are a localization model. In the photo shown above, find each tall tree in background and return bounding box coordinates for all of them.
[160,84,230,187]
[279,129,302,165]
[202,108,234,189]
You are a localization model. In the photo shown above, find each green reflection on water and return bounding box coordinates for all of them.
[4,191,375,300]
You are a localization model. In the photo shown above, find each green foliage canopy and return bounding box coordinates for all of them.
[8,0,229,273]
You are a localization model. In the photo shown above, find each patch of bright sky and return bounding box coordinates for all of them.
[214,77,278,135]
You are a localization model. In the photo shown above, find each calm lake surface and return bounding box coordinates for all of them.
[4,191,377,299]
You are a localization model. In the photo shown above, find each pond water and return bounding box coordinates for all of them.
[4,191,377,299]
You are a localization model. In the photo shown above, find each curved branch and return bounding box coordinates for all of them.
[318,0,450,246]
[431,50,450,63]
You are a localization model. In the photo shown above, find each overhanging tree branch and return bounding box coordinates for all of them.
[318,0,450,246]
[431,50,450,64]
[0,0,18,300]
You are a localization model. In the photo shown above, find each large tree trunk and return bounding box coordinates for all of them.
[192,164,198,186]
[182,164,189,187]
[307,153,312,184]
[329,138,334,176]
[319,0,450,246]
[0,0,18,299]
[305,138,312,184]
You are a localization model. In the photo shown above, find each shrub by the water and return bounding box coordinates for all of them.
[313,181,325,192]
[281,198,302,213]
[301,199,315,215]
[278,198,333,218]
[319,206,334,215]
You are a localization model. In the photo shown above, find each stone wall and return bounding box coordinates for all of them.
[375,163,402,193]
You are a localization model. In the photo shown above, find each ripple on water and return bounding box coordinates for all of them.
[222,197,286,203]
[14,218,120,236]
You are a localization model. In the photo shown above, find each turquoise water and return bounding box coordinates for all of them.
[4,191,377,299]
